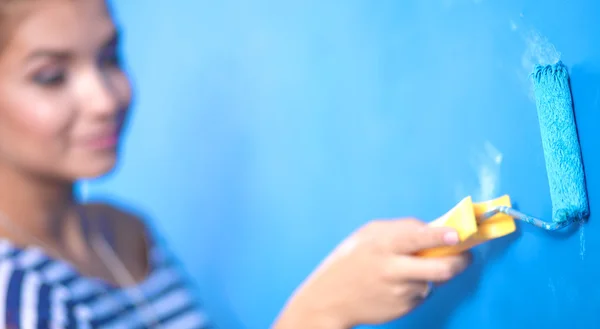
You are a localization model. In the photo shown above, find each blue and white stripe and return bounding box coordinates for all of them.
[0,240,209,328]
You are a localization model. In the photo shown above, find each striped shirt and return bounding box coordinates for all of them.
[0,239,210,328]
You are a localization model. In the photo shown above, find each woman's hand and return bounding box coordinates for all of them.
[273,218,472,329]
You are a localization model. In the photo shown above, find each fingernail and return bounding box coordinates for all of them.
[443,231,460,245]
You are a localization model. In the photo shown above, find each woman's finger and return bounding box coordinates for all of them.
[388,252,472,282]
[384,220,461,254]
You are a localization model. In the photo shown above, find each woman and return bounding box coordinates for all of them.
[0,0,471,328]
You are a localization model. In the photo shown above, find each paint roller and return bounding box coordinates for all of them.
[419,61,589,257]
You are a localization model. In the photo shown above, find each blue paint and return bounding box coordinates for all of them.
[86,1,600,328]
[532,62,589,223]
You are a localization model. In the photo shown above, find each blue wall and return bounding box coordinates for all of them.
[84,1,600,328]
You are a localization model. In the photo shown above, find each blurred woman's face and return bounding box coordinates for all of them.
[0,0,131,181]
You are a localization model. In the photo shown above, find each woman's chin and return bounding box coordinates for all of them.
[76,156,119,180]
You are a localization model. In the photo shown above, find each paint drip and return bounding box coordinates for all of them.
[579,221,586,260]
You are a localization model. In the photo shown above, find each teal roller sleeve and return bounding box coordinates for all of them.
[531,61,589,223]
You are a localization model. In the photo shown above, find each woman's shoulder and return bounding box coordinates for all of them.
[84,202,149,238]
[82,202,156,278]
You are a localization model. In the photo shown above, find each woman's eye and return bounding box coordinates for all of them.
[33,69,66,86]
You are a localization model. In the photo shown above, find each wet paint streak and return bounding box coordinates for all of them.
[579,221,586,260]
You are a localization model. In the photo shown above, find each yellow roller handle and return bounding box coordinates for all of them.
[417,195,517,258]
